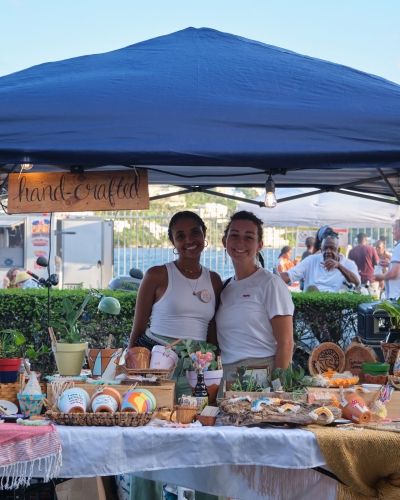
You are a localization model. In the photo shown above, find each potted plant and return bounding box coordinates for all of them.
[0,329,50,382]
[176,339,223,403]
[50,297,91,376]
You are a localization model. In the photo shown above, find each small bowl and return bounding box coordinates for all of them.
[362,384,382,390]
[195,415,217,426]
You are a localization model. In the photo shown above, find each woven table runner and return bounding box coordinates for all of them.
[0,423,62,490]
[306,425,400,499]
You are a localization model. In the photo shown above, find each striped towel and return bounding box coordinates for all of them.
[0,423,62,490]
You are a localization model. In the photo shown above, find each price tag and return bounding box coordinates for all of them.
[272,378,282,392]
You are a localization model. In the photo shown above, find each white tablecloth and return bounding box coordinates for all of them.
[30,423,338,500]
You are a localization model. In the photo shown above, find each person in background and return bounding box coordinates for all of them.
[280,232,360,292]
[373,220,400,299]
[275,246,298,273]
[313,225,335,254]
[216,211,294,388]
[348,233,379,294]
[3,267,20,288]
[15,272,39,289]
[301,237,315,260]
[375,239,391,270]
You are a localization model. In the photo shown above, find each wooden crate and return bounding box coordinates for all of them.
[47,380,176,410]
[307,387,400,419]
[224,390,307,402]
[0,382,46,407]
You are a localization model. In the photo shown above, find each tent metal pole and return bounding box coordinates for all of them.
[335,189,400,205]
[276,189,327,203]
[149,189,192,201]
[377,168,400,203]
[201,188,265,207]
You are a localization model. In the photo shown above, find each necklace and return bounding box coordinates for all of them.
[174,261,202,274]
[186,275,200,296]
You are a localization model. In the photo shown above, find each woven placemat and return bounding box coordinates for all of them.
[306,424,400,499]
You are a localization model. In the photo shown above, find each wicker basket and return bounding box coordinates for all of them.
[45,409,155,427]
[116,364,176,380]
[0,382,46,407]
[195,414,217,426]
[169,405,198,423]
[381,342,400,374]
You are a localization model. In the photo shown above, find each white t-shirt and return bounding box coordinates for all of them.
[385,243,400,299]
[286,254,360,293]
[216,268,294,364]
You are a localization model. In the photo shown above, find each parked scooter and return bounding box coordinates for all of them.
[108,268,143,292]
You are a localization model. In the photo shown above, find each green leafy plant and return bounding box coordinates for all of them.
[269,364,307,395]
[0,329,50,360]
[374,299,400,329]
[50,297,94,344]
[175,338,218,371]
[230,367,263,392]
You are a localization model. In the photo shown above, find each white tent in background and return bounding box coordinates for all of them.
[238,188,400,228]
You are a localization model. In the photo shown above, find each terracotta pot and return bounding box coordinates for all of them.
[186,369,223,404]
[90,387,122,413]
[125,347,151,369]
[340,393,372,424]
[88,348,123,380]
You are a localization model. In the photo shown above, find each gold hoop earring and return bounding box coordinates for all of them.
[204,239,209,248]
[173,248,178,255]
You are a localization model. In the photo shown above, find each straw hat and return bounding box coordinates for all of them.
[15,272,31,283]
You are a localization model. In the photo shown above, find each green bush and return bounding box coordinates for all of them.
[0,289,136,375]
[0,288,373,375]
[292,292,373,347]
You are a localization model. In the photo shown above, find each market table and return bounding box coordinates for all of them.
[8,422,337,500]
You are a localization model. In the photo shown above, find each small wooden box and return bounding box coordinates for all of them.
[224,390,307,402]
[0,382,46,407]
[307,387,400,419]
[47,380,176,411]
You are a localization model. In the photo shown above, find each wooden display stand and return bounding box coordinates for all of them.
[307,386,400,419]
[47,380,176,410]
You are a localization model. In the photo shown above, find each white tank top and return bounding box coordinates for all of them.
[149,262,216,341]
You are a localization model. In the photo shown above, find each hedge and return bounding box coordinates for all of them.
[0,289,137,375]
[0,289,373,375]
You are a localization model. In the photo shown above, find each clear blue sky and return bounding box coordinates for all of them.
[1,0,400,83]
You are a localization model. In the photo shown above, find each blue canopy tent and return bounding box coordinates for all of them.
[1,27,400,204]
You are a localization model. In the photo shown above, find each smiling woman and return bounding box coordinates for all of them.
[216,211,295,389]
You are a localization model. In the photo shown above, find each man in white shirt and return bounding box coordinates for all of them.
[373,219,400,299]
[280,234,360,292]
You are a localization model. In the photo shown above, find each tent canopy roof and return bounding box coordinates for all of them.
[1,27,400,202]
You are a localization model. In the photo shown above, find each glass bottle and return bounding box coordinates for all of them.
[194,373,209,411]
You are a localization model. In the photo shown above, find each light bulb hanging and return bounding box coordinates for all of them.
[264,175,277,208]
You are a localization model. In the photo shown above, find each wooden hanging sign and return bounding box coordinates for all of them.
[8,169,149,214]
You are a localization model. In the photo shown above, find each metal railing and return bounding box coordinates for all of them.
[103,211,394,279]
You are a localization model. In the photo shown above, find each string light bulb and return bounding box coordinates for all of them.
[264,174,277,208]
[20,163,33,170]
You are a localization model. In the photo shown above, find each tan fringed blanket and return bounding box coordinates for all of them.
[306,425,400,500]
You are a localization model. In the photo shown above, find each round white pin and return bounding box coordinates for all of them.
[200,290,211,303]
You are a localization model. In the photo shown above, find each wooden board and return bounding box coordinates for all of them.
[224,390,307,402]
[308,342,346,375]
[307,387,400,419]
[8,169,149,213]
[46,380,176,410]
[344,337,379,383]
